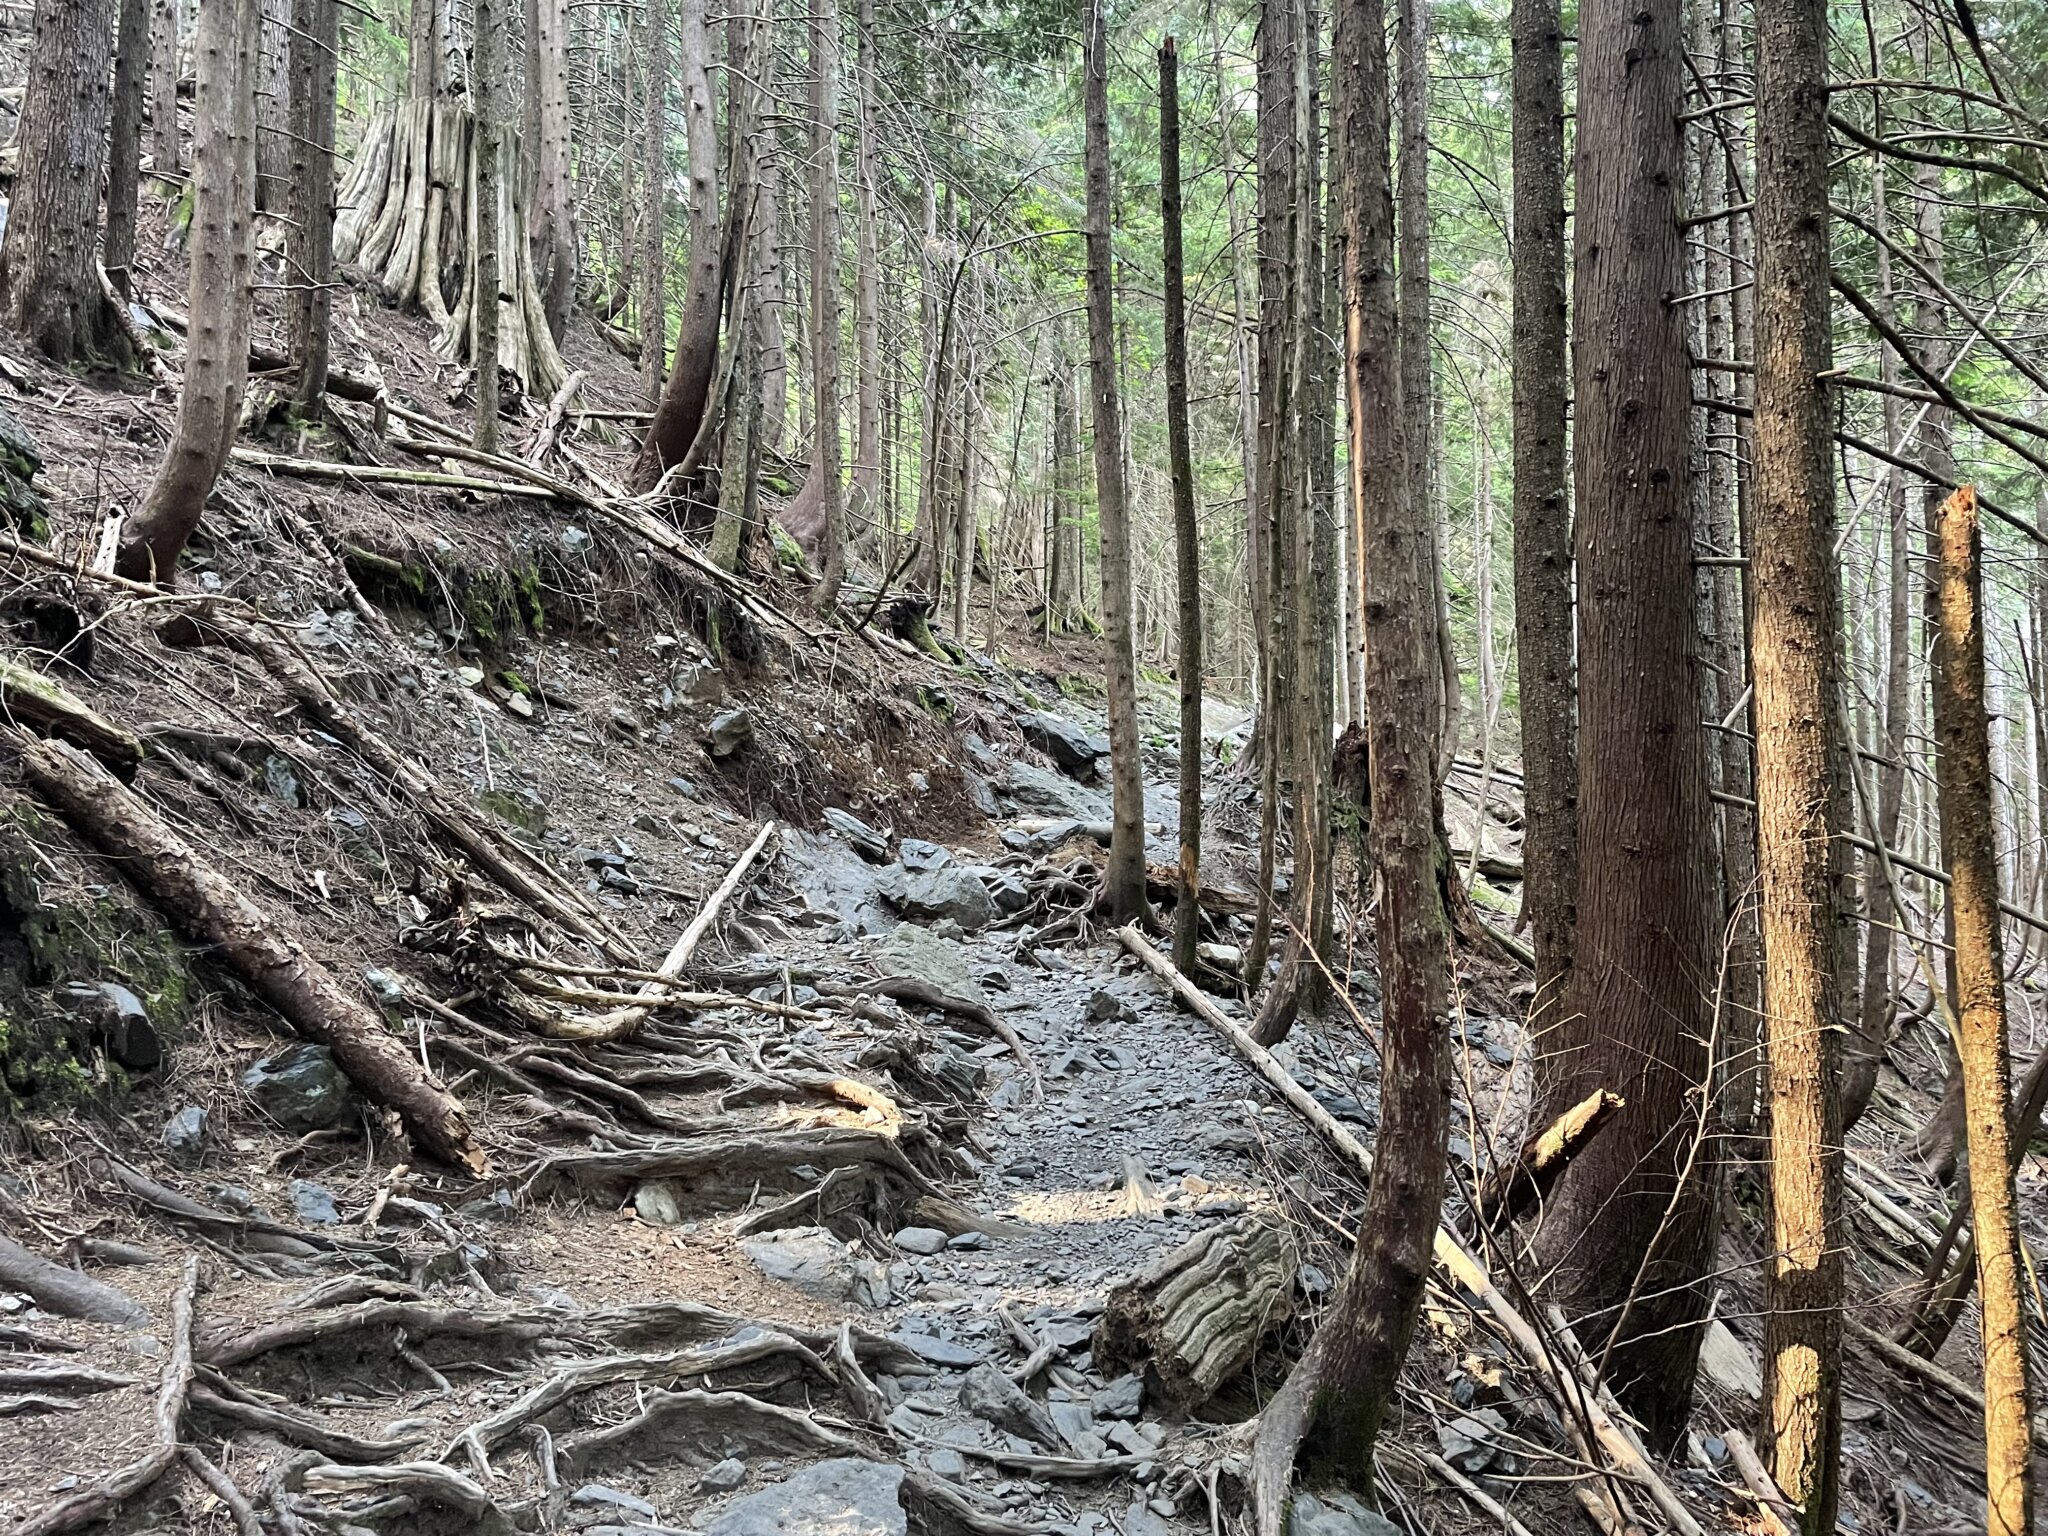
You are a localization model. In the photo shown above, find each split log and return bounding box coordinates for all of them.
[1094,1211,1297,1411]
[12,1255,197,1536]
[0,1234,146,1327]
[7,731,486,1174]
[1471,1088,1625,1231]
[0,653,143,779]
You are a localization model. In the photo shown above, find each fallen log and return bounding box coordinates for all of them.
[0,1235,146,1328]
[0,653,143,779]
[1094,1211,1298,1411]
[12,1255,197,1536]
[7,731,486,1174]
[1471,1088,1625,1231]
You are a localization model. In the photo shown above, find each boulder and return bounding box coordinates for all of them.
[242,1044,358,1131]
[891,1226,948,1256]
[876,865,996,931]
[1291,1493,1402,1536]
[1003,762,1111,822]
[1016,711,1110,776]
[958,1362,1061,1448]
[289,1179,341,1226]
[706,707,756,757]
[741,1226,892,1306]
[704,1459,906,1536]
[874,925,987,1010]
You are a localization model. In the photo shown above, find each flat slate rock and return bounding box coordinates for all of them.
[703,1459,906,1536]
[888,1330,983,1367]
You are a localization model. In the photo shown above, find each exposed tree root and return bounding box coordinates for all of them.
[0,1233,146,1328]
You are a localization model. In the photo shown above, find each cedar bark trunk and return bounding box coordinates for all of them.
[1,0,128,364]
[1508,0,1573,1013]
[286,0,337,414]
[9,731,485,1175]
[1160,38,1204,977]
[629,0,721,491]
[254,0,290,210]
[1536,0,1721,1445]
[810,0,846,608]
[1751,0,1847,1516]
[637,0,668,409]
[1930,485,2035,1536]
[528,0,575,336]
[472,0,502,453]
[1247,0,1446,1508]
[149,0,181,181]
[105,0,153,297]
[1081,0,1146,923]
[114,0,258,583]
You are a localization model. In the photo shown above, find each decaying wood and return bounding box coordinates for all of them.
[0,1234,147,1328]
[1472,1088,1625,1231]
[12,1255,197,1536]
[0,653,144,779]
[303,1461,517,1536]
[191,1378,422,1462]
[1722,1428,1797,1536]
[8,731,486,1174]
[1095,1211,1297,1410]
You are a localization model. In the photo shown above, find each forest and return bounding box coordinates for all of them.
[0,0,2041,1531]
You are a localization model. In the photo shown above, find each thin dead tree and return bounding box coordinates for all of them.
[286,0,337,414]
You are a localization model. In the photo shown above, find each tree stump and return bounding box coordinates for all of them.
[1094,1211,1298,1411]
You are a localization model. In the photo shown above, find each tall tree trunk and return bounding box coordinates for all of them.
[255,0,290,210]
[852,0,883,523]
[105,0,152,297]
[1161,37,1204,978]
[1,0,129,365]
[1536,0,1720,1445]
[810,0,846,608]
[1751,0,1846,1517]
[628,0,720,491]
[1081,0,1145,924]
[758,147,786,450]
[1249,0,1446,1507]
[115,0,256,583]
[1930,486,2036,1536]
[637,0,668,409]
[148,0,181,181]
[528,0,574,336]
[286,0,337,413]
[472,0,502,453]
[1509,0,1572,1012]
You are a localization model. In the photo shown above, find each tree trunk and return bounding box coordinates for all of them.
[1247,0,1446,1508]
[637,0,667,409]
[1160,37,1204,979]
[1508,0,1573,1015]
[114,0,257,583]
[472,0,502,453]
[1,0,128,365]
[810,0,846,608]
[1751,0,1846,1516]
[254,0,290,210]
[1535,0,1720,1446]
[104,0,152,297]
[629,0,720,492]
[758,148,786,450]
[148,0,181,180]
[852,0,882,525]
[1930,485,2035,1536]
[527,0,574,336]
[1081,0,1146,924]
[286,0,336,415]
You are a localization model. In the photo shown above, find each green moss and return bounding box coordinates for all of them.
[915,685,955,721]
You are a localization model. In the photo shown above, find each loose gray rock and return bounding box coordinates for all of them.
[362,967,406,1008]
[898,838,952,870]
[1093,1375,1143,1419]
[1015,711,1110,776]
[1003,762,1112,822]
[1291,1492,1402,1536]
[892,1227,948,1256]
[888,1330,983,1367]
[923,1447,967,1482]
[1087,988,1135,1024]
[958,1362,1061,1448]
[700,1457,749,1492]
[573,1484,661,1522]
[706,708,756,757]
[289,1179,341,1226]
[741,1227,891,1306]
[704,1459,905,1536]
[634,1182,685,1227]
[877,864,997,931]
[1124,1501,1175,1536]
[874,925,988,1010]
[824,807,890,861]
[162,1106,207,1160]
[1436,1408,1509,1473]
[242,1044,358,1131]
